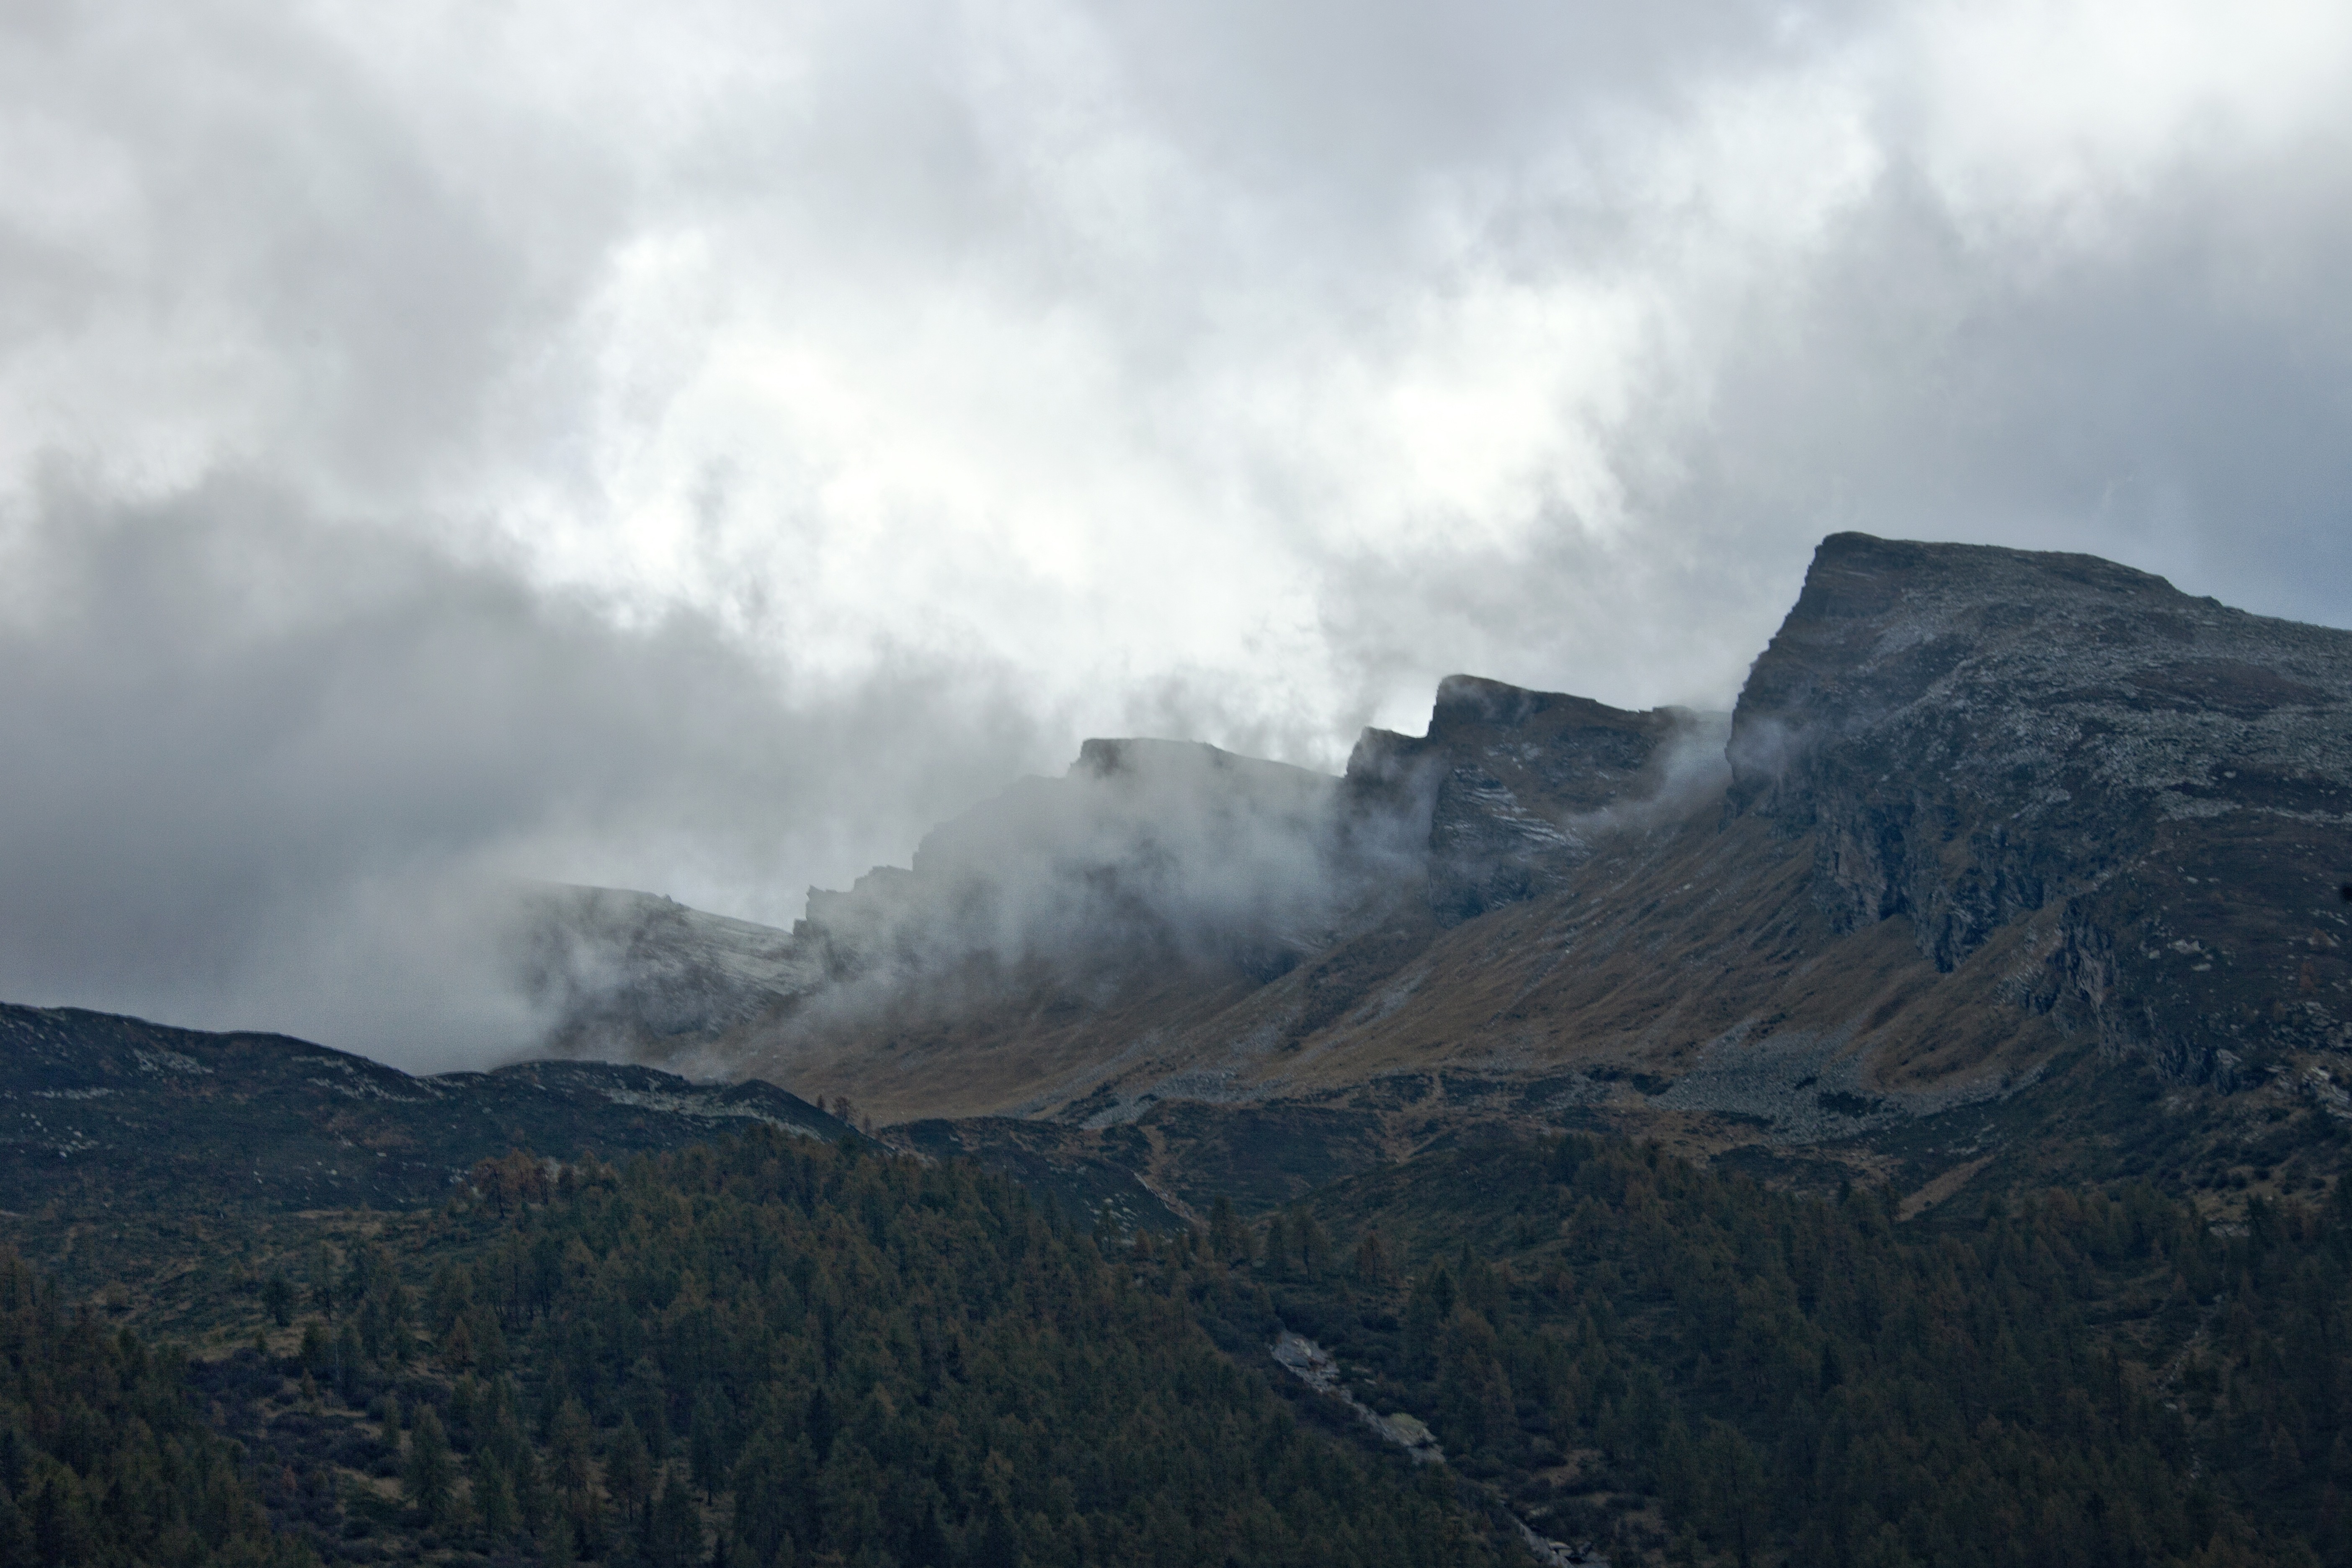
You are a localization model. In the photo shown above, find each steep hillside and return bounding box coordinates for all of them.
[518,533,2350,1212]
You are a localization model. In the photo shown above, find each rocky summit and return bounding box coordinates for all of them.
[496,532,2349,1215]
[1730,533,2352,1088]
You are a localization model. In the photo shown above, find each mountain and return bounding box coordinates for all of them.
[8,530,2352,1568]
[526,533,2352,1214]
[0,999,854,1217]
[0,997,1195,1256]
[514,883,823,1056]
[1728,533,2352,1087]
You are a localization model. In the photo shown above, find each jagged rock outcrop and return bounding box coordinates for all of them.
[530,688,1714,1058]
[17,533,2346,1230]
[1729,533,2352,1086]
[517,884,823,1053]
[1347,675,1725,924]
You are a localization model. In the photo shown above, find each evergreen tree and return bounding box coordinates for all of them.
[607,1418,654,1527]
[403,1406,456,1525]
[645,1470,702,1568]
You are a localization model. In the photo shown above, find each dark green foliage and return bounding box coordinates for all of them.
[260,1274,294,1330]
[400,1406,454,1524]
[449,1128,1511,1568]
[132,1109,2352,1565]
[0,1248,310,1568]
[603,1419,651,1527]
[1238,1135,2352,1566]
[642,1470,700,1568]
[687,1389,728,1504]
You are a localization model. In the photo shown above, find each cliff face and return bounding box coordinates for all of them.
[15,534,2342,1230]
[1730,534,2352,1086]
[1346,676,1724,925]
[531,681,1717,1094]
[516,885,823,1055]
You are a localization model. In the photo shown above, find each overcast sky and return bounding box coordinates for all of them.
[3,0,2349,1064]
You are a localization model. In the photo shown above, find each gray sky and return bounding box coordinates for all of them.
[4,0,2348,1065]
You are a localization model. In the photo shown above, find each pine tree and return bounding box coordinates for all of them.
[404,1406,455,1524]
[1209,1197,1245,1265]
[262,1271,296,1328]
[690,1390,729,1503]
[607,1418,654,1526]
[474,1455,518,1542]
[646,1470,702,1568]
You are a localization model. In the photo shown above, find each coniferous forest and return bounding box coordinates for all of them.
[15,1124,2352,1566]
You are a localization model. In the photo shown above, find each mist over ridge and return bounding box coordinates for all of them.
[5,5,2352,1556]
[519,660,1734,1084]
[489,534,2352,1169]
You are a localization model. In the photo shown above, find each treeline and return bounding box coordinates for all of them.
[1222,1135,2352,1568]
[0,1248,312,1568]
[286,1131,1514,1568]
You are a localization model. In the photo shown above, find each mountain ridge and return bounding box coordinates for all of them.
[511,530,2349,1215]
[17,530,2342,1227]
[0,998,854,1216]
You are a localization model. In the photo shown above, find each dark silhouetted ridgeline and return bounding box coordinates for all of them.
[0,1000,854,1218]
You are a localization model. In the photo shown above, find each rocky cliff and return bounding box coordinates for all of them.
[505,533,2351,1211]
[1729,534,2352,1088]
[1346,675,1725,925]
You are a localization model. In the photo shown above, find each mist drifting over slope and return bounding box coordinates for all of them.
[514,678,1743,1079]
[3,0,2349,1064]
[516,736,1421,1063]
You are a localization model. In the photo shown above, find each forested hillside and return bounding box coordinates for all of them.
[24,1122,2352,1566]
[173,1135,1519,1568]
[1223,1136,2352,1566]
[0,1248,313,1567]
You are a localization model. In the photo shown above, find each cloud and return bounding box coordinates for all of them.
[0,475,1045,1068]
[0,0,2347,1057]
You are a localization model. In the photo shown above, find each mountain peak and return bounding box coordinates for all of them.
[501,534,2347,1180]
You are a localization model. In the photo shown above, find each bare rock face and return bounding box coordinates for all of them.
[513,885,822,1055]
[1729,533,2352,1087]
[1346,675,1725,926]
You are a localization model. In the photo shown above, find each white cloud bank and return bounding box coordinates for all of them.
[1,0,2347,1063]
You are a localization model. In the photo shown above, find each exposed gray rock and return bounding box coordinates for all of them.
[1346,675,1726,926]
[514,884,822,1055]
[514,532,2351,1136]
[1730,534,2352,1087]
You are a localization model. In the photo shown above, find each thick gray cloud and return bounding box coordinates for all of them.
[0,477,1044,1067]
[1,0,2347,1061]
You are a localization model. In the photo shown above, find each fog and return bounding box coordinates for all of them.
[3,0,2348,1065]
[0,481,1045,1068]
